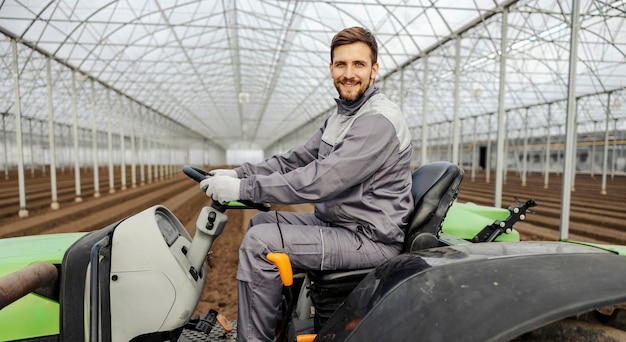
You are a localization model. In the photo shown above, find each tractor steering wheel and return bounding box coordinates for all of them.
[182,165,271,212]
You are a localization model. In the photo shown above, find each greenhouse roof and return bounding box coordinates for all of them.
[0,0,625,150]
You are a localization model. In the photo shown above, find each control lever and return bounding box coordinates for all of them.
[471,198,537,243]
[187,206,228,280]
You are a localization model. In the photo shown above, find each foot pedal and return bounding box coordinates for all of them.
[217,312,234,333]
[195,309,219,334]
[187,308,234,336]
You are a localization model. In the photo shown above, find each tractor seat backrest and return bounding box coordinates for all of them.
[403,161,464,253]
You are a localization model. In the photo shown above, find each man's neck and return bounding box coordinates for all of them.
[336,86,378,116]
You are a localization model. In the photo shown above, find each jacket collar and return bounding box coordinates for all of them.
[335,86,379,116]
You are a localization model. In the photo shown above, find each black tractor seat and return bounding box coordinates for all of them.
[306,161,464,331]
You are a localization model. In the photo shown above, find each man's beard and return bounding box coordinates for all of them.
[335,77,371,102]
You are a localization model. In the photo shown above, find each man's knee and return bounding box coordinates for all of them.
[241,223,281,251]
[238,223,283,282]
[247,211,278,228]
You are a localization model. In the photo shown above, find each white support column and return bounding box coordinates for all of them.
[452,37,461,165]
[91,79,101,198]
[571,116,578,192]
[46,57,59,210]
[168,148,173,178]
[130,102,137,188]
[40,120,46,176]
[148,139,153,184]
[71,70,82,202]
[601,93,611,195]
[154,143,159,181]
[28,118,34,178]
[522,108,529,187]
[107,89,115,194]
[421,55,429,166]
[486,114,492,184]
[12,38,29,218]
[2,114,8,180]
[544,104,552,189]
[120,98,127,191]
[471,116,477,181]
[559,0,581,241]
[139,106,145,186]
[158,144,165,181]
[590,121,597,178]
[448,121,453,161]
[556,124,563,176]
[60,124,67,174]
[495,7,509,208]
[503,112,509,185]
[611,119,617,179]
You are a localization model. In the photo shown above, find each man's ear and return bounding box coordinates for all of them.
[371,62,379,81]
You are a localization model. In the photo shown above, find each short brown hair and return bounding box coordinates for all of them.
[330,27,378,64]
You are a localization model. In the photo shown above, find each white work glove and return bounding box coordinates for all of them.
[209,169,238,178]
[200,175,241,203]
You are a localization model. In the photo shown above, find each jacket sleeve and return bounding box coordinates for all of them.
[236,124,324,177]
[239,114,400,204]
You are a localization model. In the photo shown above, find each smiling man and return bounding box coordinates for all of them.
[330,31,378,101]
[201,26,413,341]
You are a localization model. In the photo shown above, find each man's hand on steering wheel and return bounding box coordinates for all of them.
[183,165,270,211]
[200,176,241,203]
[209,169,239,178]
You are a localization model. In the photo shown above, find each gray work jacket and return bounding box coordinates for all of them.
[237,86,413,245]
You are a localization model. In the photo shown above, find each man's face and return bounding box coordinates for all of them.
[330,42,379,101]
